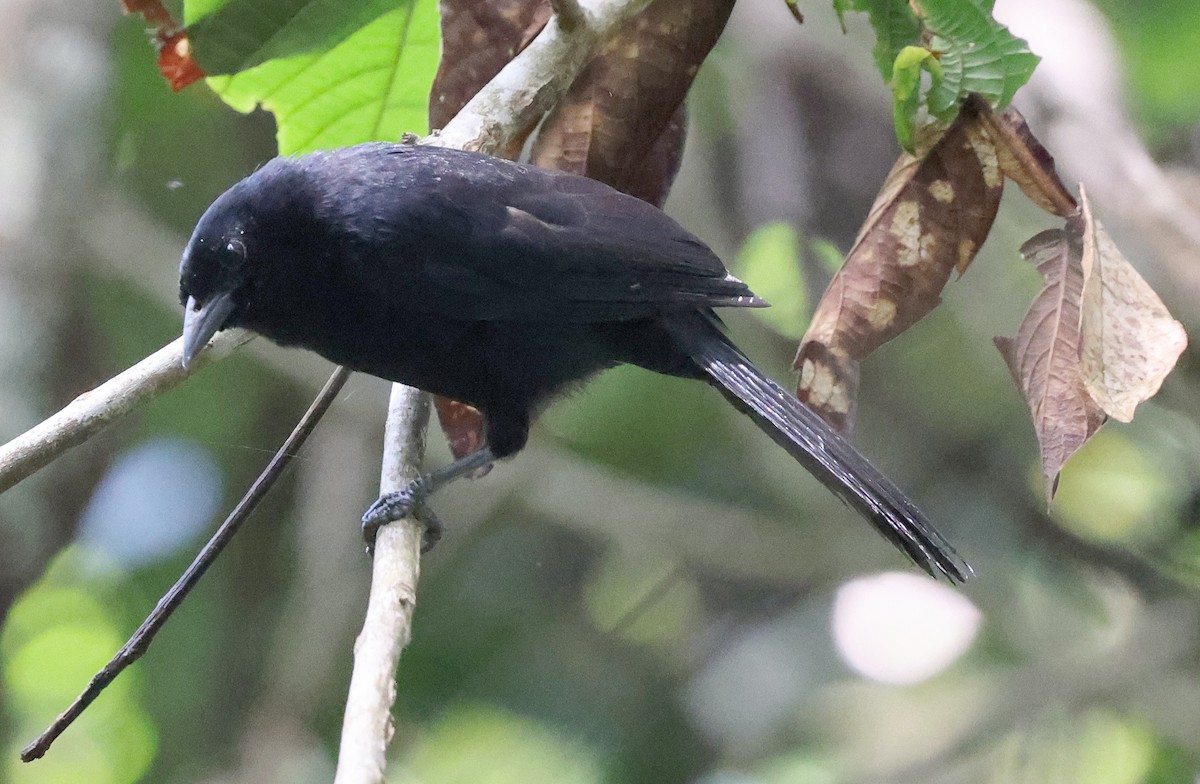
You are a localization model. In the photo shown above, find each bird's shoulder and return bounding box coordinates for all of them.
[273,144,763,320]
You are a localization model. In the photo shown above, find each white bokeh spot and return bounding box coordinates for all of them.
[832,571,982,685]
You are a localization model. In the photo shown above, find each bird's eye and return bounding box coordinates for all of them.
[226,239,246,258]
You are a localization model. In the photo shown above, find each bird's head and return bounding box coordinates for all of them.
[178,199,252,367]
[178,159,312,367]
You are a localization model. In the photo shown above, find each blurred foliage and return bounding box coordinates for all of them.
[2,1,1200,783]
[3,553,156,784]
[734,222,810,340]
[1091,0,1200,137]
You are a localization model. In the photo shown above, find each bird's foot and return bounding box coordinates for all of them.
[361,478,444,554]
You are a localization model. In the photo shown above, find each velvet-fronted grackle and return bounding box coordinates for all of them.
[178,143,966,580]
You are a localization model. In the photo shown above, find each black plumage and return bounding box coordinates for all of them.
[179,142,966,580]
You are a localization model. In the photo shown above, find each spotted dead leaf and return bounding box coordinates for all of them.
[1076,186,1186,422]
[530,0,733,206]
[996,229,1106,498]
[795,97,1003,431]
[972,95,1077,217]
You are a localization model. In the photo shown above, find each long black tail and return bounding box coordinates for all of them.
[667,317,968,582]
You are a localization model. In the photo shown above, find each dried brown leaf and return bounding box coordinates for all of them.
[122,0,175,28]
[433,396,489,465]
[795,99,1003,430]
[617,106,687,207]
[793,343,860,435]
[997,229,1107,498]
[428,0,552,131]
[122,0,204,91]
[974,95,1077,217]
[530,0,734,204]
[157,31,205,92]
[1076,186,1187,422]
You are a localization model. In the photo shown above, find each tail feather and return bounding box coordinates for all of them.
[669,318,969,582]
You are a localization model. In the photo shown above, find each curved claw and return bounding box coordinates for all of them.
[361,477,443,554]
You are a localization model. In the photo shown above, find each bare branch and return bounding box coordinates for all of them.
[425,0,654,155]
[334,385,429,783]
[0,329,252,494]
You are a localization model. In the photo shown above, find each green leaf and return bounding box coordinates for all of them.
[914,0,1040,116]
[811,237,845,277]
[736,222,809,340]
[185,0,441,154]
[835,0,922,81]
[890,45,940,152]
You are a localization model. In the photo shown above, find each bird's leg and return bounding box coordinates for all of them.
[361,446,496,553]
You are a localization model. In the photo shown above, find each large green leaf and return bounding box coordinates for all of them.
[834,0,922,81]
[915,0,1039,115]
[185,0,441,154]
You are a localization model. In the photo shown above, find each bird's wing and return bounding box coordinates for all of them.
[366,148,765,322]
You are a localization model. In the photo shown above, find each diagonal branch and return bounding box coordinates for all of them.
[0,330,252,493]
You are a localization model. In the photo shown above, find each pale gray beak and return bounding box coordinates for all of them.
[181,292,235,369]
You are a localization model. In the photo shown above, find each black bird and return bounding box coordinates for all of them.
[178,142,966,581]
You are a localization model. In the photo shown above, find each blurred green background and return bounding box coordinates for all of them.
[3,0,1200,782]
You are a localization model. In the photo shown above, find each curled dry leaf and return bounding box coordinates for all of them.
[972,95,1077,217]
[995,229,1106,499]
[530,0,734,206]
[618,107,687,207]
[1076,186,1187,423]
[122,0,175,28]
[795,98,1003,431]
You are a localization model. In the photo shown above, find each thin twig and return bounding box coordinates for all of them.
[0,330,253,494]
[20,366,351,762]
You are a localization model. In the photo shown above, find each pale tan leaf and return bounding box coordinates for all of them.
[997,229,1107,498]
[1077,186,1187,422]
